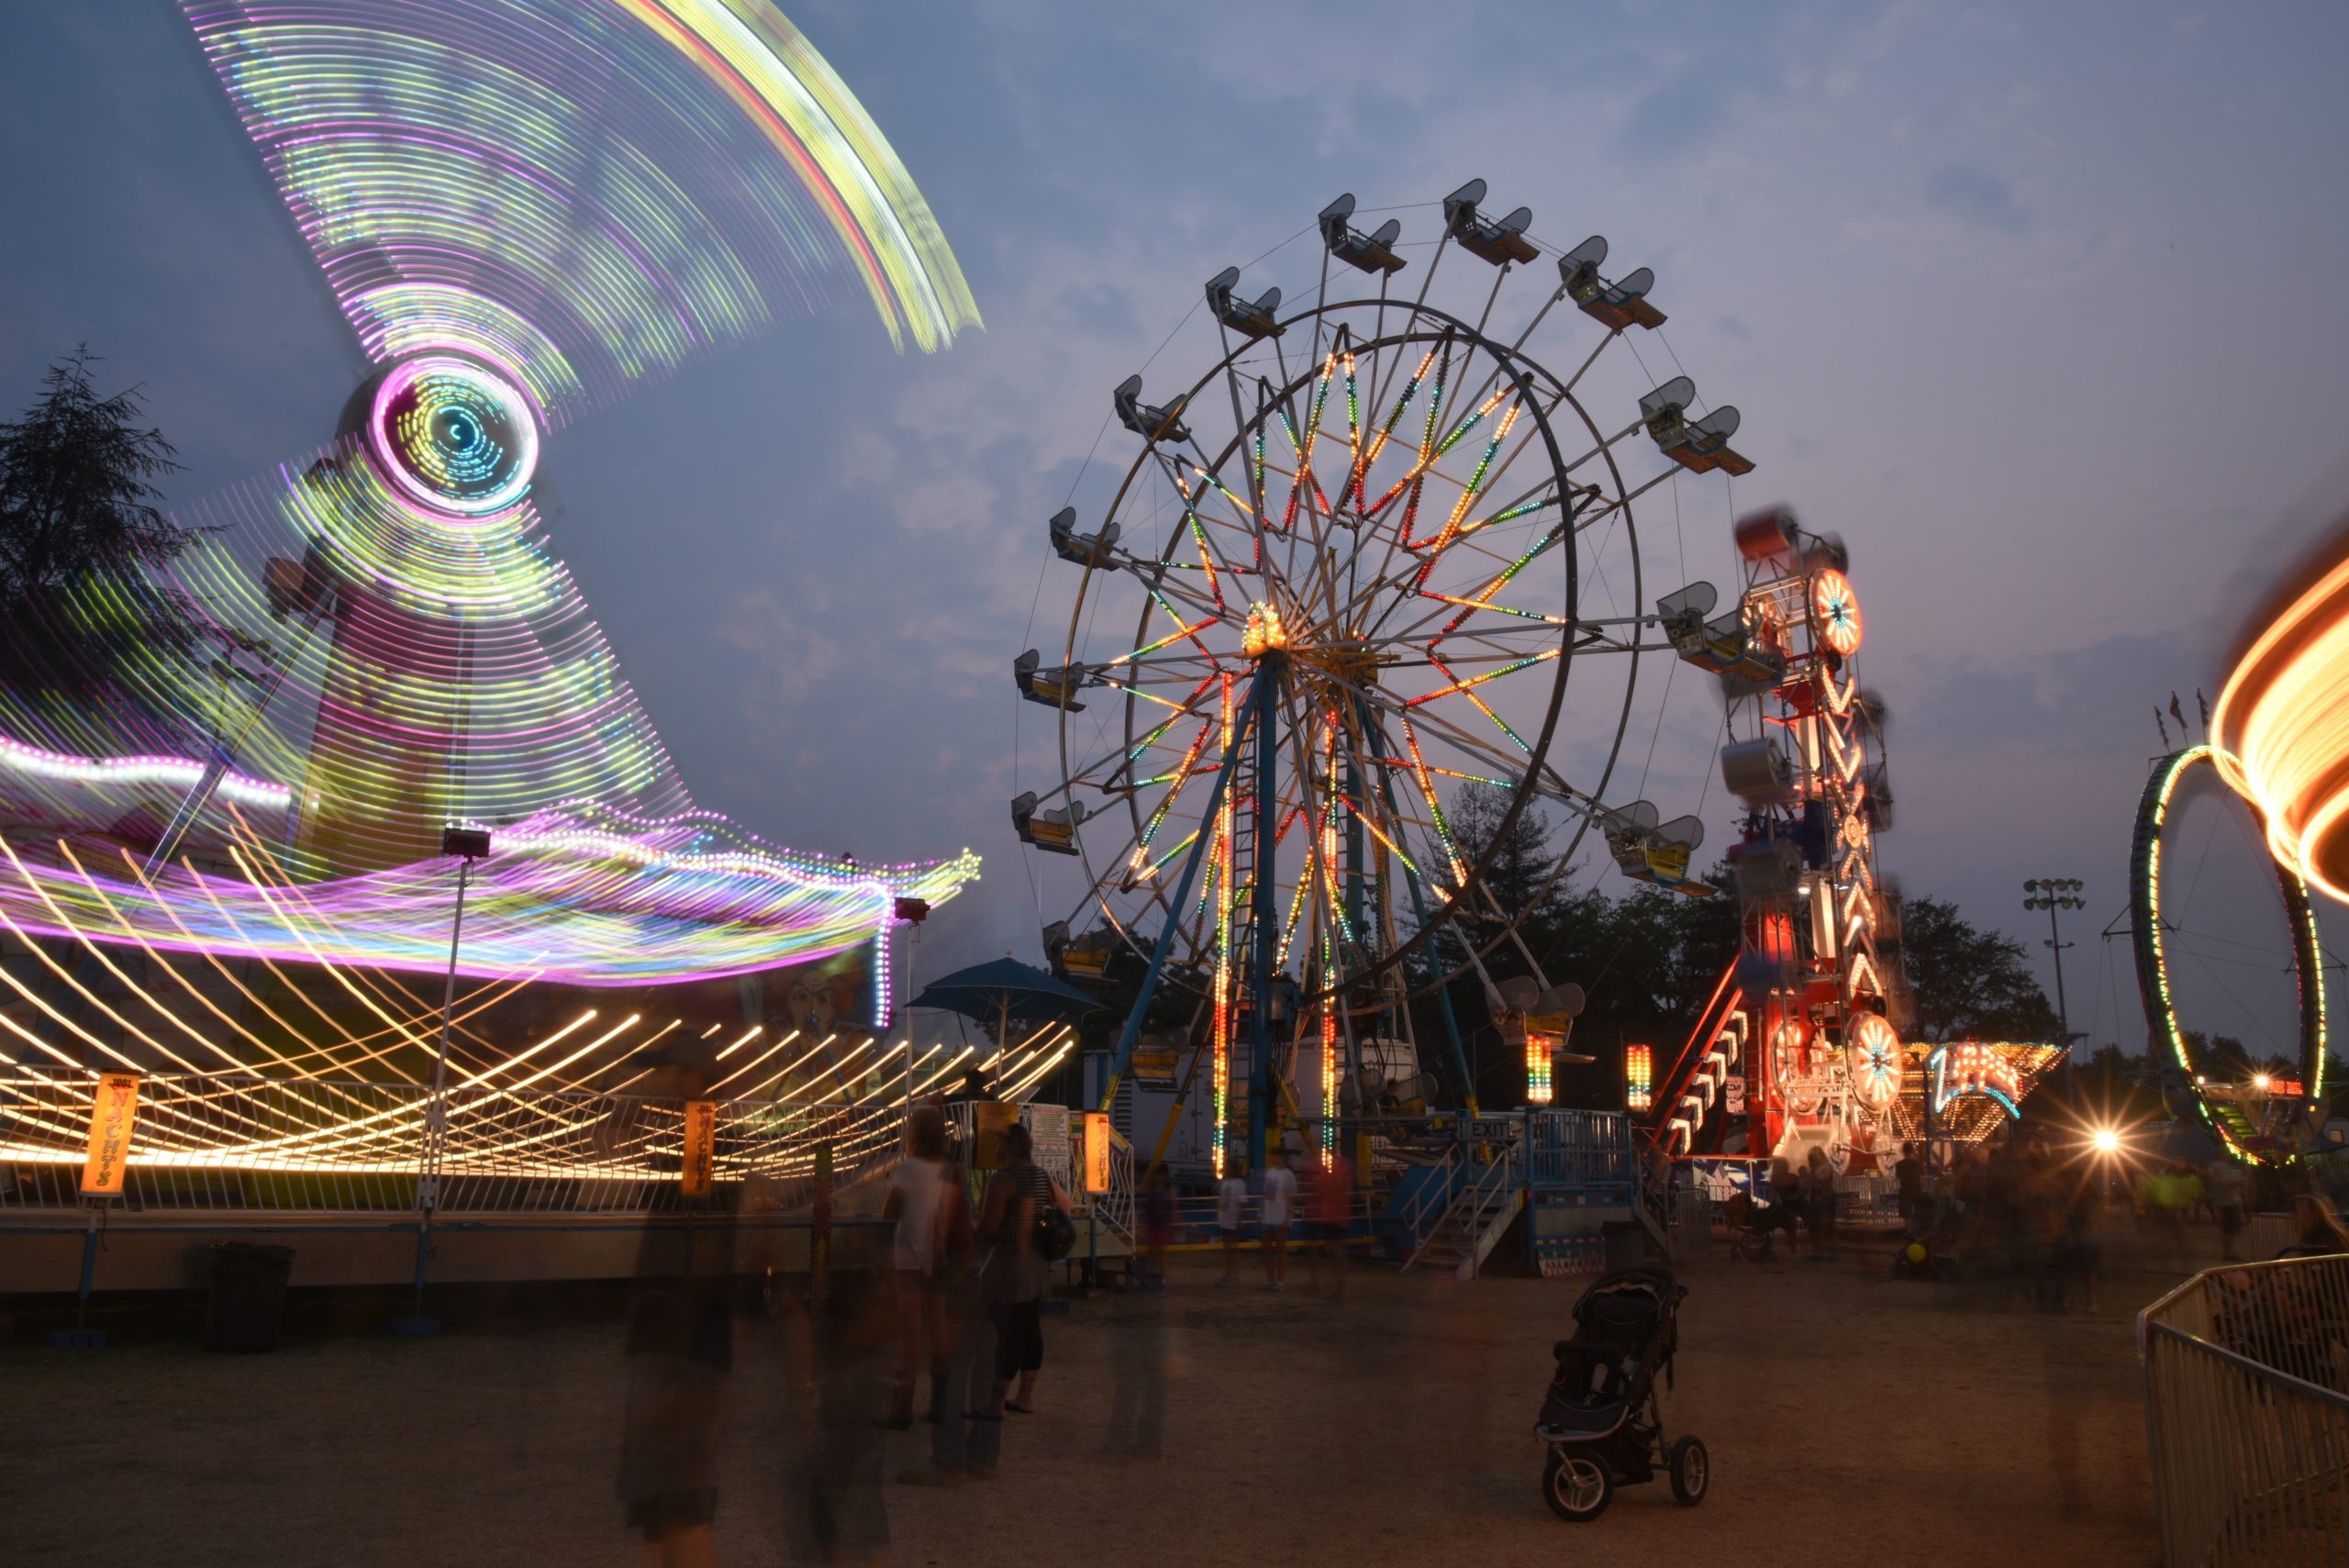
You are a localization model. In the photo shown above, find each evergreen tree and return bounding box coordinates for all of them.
[0,346,206,697]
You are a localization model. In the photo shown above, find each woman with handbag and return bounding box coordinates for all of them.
[978,1122,1071,1417]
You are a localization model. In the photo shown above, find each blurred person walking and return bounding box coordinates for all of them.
[883,1106,950,1427]
[613,1048,738,1568]
[2206,1154,2248,1262]
[1216,1167,1248,1286]
[1258,1146,1297,1290]
[1140,1164,1175,1289]
[1305,1147,1353,1297]
[799,1273,893,1567]
[1802,1148,1840,1261]
[1895,1142,1925,1222]
[904,1152,998,1485]
[2277,1191,2349,1259]
[1103,1285,1169,1460]
[979,1122,1068,1416]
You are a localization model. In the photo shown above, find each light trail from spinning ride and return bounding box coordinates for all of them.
[2211,540,2349,905]
[0,1,985,1022]
[186,0,980,413]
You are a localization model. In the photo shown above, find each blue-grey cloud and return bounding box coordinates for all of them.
[1923,164,2032,234]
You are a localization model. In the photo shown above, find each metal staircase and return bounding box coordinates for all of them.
[1403,1156,1520,1279]
[1650,961,1745,1154]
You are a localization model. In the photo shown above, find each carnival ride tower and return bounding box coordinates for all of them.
[1659,506,1905,1165]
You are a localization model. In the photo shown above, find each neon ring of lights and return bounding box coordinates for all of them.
[368,356,540,517]
[1810,568,1862,657]
[1771,1019,1826,1115]
[2130,744,2329,1161]
[1843,1012,1901,1110]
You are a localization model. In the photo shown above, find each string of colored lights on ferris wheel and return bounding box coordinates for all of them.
[1034,185,1742,1165]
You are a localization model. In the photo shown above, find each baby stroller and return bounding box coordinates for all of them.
[1723,1189,1799,1262]
[1532,1265,1707,1521]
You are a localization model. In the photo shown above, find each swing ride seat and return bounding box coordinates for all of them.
[1014,648,1096,711]
[1048,505,1119,565]
[1443,179,1541,267]
[1563,235,1667,333]
[1604,803,1711,895]
[1010,791,1085,855]
[1318,192,1407,274]
[1206,266,1285,340]
[1113,374,1192,445]
[1042,918,1119,981]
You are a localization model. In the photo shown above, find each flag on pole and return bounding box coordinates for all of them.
[2197,688,2210,733]
[2154,707,2171,748]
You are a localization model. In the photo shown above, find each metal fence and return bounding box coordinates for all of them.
[2139,1253,2349,1565]
[0,1071,910,1218]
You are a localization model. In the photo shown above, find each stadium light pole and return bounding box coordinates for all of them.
[2022,878,2087,1095]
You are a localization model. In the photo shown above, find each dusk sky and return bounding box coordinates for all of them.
[6,1,2349,1058]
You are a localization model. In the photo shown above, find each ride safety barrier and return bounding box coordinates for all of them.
[2138,1253,2349,1565]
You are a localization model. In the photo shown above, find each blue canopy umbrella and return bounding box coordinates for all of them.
[911,958,1104,1092]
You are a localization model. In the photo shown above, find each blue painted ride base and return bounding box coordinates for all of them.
[389,1317,440,1337]
[47,1329,106,1349]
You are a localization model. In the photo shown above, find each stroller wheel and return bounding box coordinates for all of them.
[1543,1449,1611,1522]
[1669,1436,1709,1507]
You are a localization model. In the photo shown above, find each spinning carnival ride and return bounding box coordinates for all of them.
[2131,745,2329,1164]
[0,2,987,1176]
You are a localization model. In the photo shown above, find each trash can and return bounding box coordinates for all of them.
[203,1242,294,1353]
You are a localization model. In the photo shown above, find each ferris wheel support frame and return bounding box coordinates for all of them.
[1245,653,1280,1179]
[1357,693,1476,1116]
[1093,673,1258,1118]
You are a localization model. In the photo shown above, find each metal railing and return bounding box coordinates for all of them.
[0,1071,909,1218]
[1526,1107,1635,1194]
[2139,1253,2349,1565]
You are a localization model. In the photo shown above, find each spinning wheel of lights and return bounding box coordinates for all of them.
[368,358,540,517]
[0,0,985,1003]
[1810,568,1862,658]
[1843,1013,1901,1110]
[2130,744,2328,1162]
[1768,1018,1828,1115]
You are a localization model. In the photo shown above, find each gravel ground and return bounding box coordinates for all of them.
[0,1232,2170,1568]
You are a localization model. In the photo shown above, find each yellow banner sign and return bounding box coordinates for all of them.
[1083,1111,1112,1195]
[81,1073,141,1196]
[681,1099,718,1196]
[975,1101,1020,1171]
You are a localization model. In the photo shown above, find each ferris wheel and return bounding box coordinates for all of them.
[1012,183,1754,1171]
